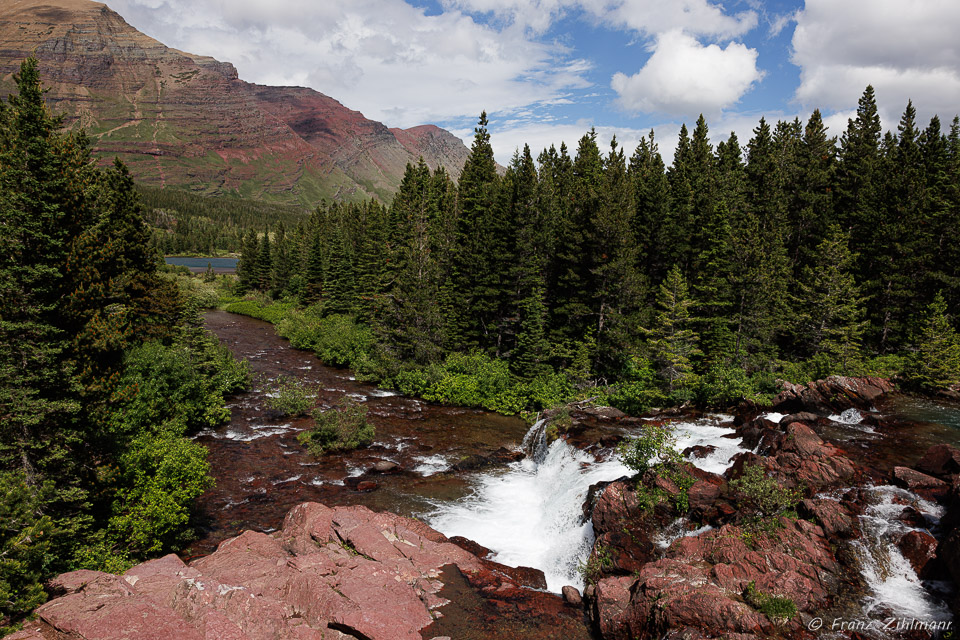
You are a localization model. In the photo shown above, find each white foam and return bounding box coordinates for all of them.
[670,419,750,475]
[428,438,631,592]
[369,388,399,398]
[855,485,951,623]
[761,412,786,423]
[413,455,450,477]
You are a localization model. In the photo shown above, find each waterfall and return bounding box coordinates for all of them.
[520,417,549,463]
[427,415,747,593]
[853,485,953,624]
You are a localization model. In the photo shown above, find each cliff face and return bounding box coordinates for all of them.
[0,0,470,204]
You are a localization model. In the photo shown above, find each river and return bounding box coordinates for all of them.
[194,310,960,638]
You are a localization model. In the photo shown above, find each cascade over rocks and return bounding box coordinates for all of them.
[583,394,959,639]
[11,503,578,640]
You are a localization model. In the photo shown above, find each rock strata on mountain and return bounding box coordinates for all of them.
[0,0,470,204]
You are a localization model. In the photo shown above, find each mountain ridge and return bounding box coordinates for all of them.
[0,0,470,205]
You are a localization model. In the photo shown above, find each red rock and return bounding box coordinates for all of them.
[681,444,717,459]
[354,480,379,492]
[916,444,960,478]
[798,498,856,539]
[897,530,939,579]
[562,585,583,607]
[892,467,949,501]
[772,376,894,414]
[29,503,582,640]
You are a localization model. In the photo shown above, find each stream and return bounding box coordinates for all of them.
[194,311,960,637]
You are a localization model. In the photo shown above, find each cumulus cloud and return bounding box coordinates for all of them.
[444,0,757,38]
[792,0,960,125]
[610,30,763,118]
[104,0,589,128]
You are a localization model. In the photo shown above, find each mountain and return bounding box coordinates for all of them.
[0,0,471,205]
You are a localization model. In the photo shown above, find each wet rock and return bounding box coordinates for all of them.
[562,585,582,607]
[681,444,717,459]
[448,536,492,559]
[371,460,401,473]
[898,530,939,579]
[355,480,379,492]
[29,502,569,640]
[915,444,960,479]
[891,466,949,501]
[898,506,930,529]
[798,498,857,539]
[449,448,522,472]
[781,411,820,425]
[772,376,894,415]
[588,520,839,640]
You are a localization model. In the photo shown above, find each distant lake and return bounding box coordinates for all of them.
[165,256,238,272]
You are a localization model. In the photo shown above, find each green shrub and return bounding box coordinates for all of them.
[309,314,373,368]
[299,397,375,456]
[605,356,665,415]
[265,375,315,416]
[729,463,802,525]
[108,425,213,555]
[693,365,751,406]
[744,581,797,621]
[618,423,680,474]
[111,342,231,436]
[204,340,251,395]
[224,299,295,325]
[577,542,613,585]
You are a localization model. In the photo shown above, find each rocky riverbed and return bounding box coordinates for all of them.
[12,313,960,639]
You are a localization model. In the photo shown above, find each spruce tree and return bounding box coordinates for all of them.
[903,292,960,391]
[645,266,701,393]
[795,225,866,373]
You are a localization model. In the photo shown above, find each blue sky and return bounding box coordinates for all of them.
[107,0,960,164]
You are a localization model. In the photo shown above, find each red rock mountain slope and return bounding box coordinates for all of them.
[0,0,470,204]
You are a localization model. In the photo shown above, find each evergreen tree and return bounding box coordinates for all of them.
[629,130,670,288]
[795,225,866,372]
[645,266,701,393]
[903,292,960,391]
[449,112,506,351]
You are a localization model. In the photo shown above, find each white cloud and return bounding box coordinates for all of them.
[611,30,763,118]
[792,0,960,125]
[104,0,589,128]
[444,0,757,38]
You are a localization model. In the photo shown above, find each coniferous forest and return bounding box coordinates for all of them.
[229,93,960,412]
[0,60,250,633]
[3,55,960,634]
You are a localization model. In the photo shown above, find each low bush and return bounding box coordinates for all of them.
[299,397,375,456]
[729,463,801,526]
[265,375,315,417]
[744,581,797,621]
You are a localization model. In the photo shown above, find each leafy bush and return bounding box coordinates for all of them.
[108,426,213,555]
[744,581,797,621]
[618,423,680,474]
[225,299,295,325]
[693,365,777,407]
[309,314,374,368]
[604,356,665,415]
[265,375,315,416]
[110,341,231,436]
[729,463,801,525]
[299,397,375,456]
